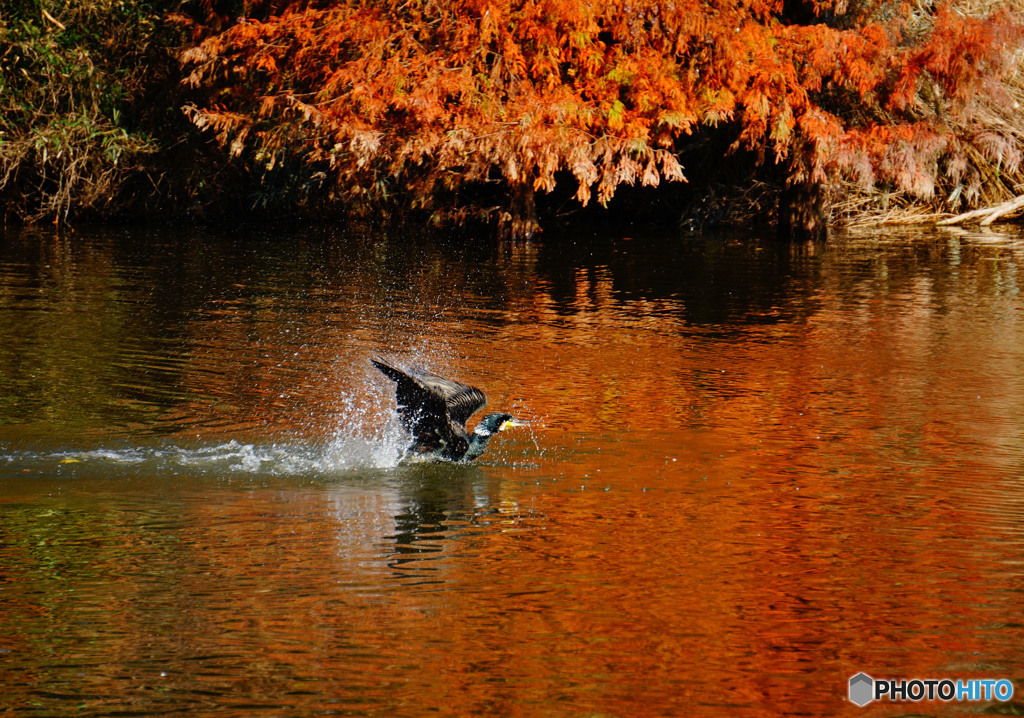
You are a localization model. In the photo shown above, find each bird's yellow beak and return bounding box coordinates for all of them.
[499,418,529,431]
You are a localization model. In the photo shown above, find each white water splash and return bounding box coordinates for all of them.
[319,368,411,470]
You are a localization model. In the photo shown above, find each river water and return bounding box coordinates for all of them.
[0,223,1022,716]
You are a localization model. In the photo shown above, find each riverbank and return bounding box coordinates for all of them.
[2,0,1022,236]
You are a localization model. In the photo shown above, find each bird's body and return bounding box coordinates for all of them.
[372,358,523,462]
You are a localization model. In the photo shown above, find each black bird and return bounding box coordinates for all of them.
[372,358,525,462]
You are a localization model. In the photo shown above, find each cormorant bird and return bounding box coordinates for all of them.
[372,358,525,462]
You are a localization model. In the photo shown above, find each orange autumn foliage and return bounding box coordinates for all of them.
[177,0,1021,231]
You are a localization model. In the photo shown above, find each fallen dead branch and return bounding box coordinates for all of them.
[937,194,1024,226]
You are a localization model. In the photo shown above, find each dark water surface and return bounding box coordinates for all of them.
[1,224,1022,716]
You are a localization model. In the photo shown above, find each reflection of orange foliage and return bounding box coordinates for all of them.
[5,232,1023,715]
[388,235,1024,713]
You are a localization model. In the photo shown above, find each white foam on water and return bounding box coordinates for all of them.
[0,431,410,479]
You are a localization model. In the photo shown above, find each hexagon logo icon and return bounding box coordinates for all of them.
[849,673,874,706]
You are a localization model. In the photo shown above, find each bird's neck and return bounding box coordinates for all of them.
[463,426,495,461]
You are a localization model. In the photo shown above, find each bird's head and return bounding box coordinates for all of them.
[476,412,528,436]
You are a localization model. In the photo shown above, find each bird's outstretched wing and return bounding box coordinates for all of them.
[407,368,487,427]
[372,358,486,451]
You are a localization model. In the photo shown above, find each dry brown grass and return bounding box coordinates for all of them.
[833,0,1024,226]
